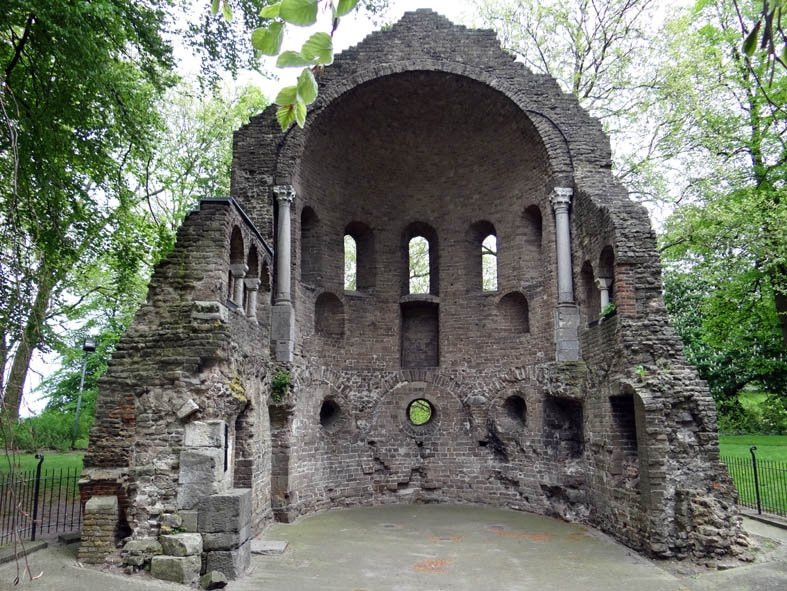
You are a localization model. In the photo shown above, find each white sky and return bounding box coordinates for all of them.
[221,0,477,96]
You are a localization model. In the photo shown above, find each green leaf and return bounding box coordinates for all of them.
[743,21,760,56]
[297,68,318,105]
[260,2,281,18]
[275,85,298,106]
[276,50,313,67]
[294,97,308,127]
[300,32,333,65]
[222,0,233,21]
[276,104,298,130]
[251,22,284,55]
[211,0,220,16]
[335,0,360,17]
[279,0,319,26]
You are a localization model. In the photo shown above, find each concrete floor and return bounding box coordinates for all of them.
[234,504,787,591]
[1,505,785,591]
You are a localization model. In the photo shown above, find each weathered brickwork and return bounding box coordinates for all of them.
[82,9,747,576]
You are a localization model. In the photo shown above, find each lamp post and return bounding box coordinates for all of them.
[72,336,96,449]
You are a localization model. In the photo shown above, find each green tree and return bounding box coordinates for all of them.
[660,0,786,424]
[0,0,175,421]
[474,0,677,204]
[34,83,268,424]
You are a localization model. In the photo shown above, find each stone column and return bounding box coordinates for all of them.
[550,187,580,361]
[551,187,575,304]
[244,278,261,322]
[272,185,296,362]
[596,277,613,311]
[273,185,294,303]
[230,263,248,306]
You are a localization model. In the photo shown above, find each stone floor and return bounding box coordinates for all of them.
[1,505,785,591]
[234,504,787,591]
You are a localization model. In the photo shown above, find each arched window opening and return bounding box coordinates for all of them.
[228,226,246,304]
[581,261,599,324]
[402,222,438,296]
[482,234,498,291]
[468,221,497,293]
[598,246,615,314]
[244,246,260,319]
[409,236,430,294]
[344,234,357,291]
[345,221,375,291]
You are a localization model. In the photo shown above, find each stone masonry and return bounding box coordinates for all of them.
[81,9,748,579]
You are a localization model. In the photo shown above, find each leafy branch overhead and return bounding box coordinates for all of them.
[213,0,360,129]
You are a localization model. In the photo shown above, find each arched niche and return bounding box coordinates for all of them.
[300,206,321,286]
[522,205,543,282]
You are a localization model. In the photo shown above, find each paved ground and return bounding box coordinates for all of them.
[1,504,785,591]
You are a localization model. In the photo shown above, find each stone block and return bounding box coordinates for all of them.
[202,525,250,551]
[185,420,226,448]
[198,489,252,533]
[205,541,250,579]
[123,538,162,557]
[160,533,203,557]
[85,495,118,514]
[177,448,223,509]
[201,570,228,590]
[150,555,201,585]
[251,540,288,555]
[177,399,200,420]
[180,510,199,532]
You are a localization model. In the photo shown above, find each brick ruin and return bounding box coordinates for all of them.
[80,10,749,580]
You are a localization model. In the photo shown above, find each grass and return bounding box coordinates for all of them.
[719,435,787,516]
[719,435,787,461]
[0,451,84,475]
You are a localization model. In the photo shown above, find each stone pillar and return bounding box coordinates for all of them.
[272,185,295,362]
[230,263,248,306]
[244,278,261,322]
[551,187,575,304]
[551,187,580,361]
[273,185,294,304]
[79,495,119,565]
[597,277,613,311]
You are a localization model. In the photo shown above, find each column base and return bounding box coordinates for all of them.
[271,302,295,362]
[554,303,580,361]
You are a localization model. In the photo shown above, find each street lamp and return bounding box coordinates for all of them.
[72,337,96,449]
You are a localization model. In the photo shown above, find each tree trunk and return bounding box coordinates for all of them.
[2,271,55,421]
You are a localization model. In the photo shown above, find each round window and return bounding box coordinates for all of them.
[407,398,434,426]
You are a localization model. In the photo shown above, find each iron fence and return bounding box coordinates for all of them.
[722,447,787,518]
[0,455,82,545]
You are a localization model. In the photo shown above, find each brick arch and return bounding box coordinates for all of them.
[275,61,574,184]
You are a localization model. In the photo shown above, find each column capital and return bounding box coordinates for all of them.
[596,277,613,290]
[550,187,573,212]
[244,278,261,290]
[273,185,295,204]
[230,263,248,278]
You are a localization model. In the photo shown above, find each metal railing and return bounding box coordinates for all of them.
[722,446,787,518]
[0,455,82,545]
